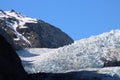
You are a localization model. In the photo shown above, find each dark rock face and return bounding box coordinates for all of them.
[0,34,28,80]
[22,21,74,48]
[28,71,118,80]
[0,27,16,49]
[0,19,22,50]
[103,60,120,67]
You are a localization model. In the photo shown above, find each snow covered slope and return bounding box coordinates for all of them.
[17,29,120,74]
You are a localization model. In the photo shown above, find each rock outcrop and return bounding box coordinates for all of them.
[0,34,28,80]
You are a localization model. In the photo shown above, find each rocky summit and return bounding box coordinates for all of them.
[0,10,73,50]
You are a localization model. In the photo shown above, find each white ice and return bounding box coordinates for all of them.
[17,30,120,74]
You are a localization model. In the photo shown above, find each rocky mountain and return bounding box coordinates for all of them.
[1,10,120,80]
[0,10,73,50]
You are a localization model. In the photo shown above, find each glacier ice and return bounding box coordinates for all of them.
[17,29,120,74]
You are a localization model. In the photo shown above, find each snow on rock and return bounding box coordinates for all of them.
[0,10,37,46]
[6,10,37,28]
[0,10,6,17]
[17,29,120,74]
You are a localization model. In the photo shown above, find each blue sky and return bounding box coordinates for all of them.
[0,0,120,40]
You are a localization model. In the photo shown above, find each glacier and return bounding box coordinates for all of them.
[2,10,120,79]
[17,29,120,76]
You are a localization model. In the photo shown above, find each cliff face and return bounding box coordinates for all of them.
[0,34,28,80]
[0,10,74,50]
